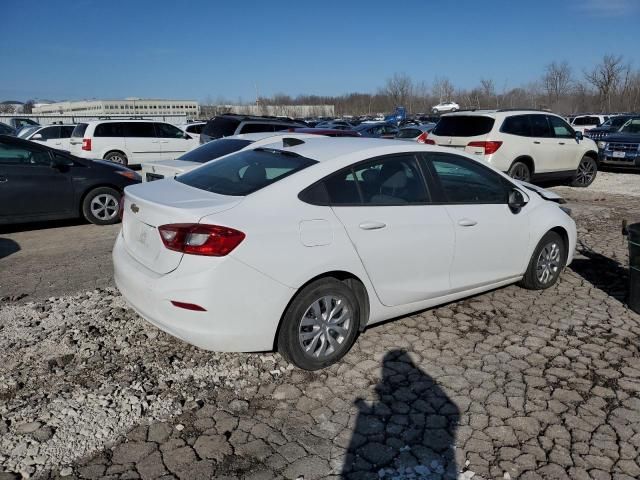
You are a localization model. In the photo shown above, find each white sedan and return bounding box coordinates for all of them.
[113,137,576,370]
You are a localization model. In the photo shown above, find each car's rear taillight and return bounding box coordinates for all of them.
[467,141,502,155]
[416,131,435,144]
[82,138,92,151]
[158,223,245,256]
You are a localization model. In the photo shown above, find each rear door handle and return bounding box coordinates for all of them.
[533,141,541,144]
[558,142,565,145]
[458,218,477,227]
[359,221,386,230]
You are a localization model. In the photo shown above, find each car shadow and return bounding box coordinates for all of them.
[569,242,628,303]
[342,349,459,479]
[0,238,20,259]
[0,218,86,234]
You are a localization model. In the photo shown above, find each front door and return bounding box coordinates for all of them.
[326,154,455,307]
[154,122,196,160]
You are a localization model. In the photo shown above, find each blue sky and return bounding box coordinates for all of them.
[1,0,639,102]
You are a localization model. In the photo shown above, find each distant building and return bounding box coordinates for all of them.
[33,99,199,118]
[205,104,335,118]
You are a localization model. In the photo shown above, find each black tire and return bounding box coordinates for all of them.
[104,151,128,166]
[277,278,360,370]
[570,155,597,187]
[519,231,566,290]
[508,161,532,182]
[82,187,122,225]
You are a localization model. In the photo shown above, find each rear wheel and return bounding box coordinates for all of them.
[82,187,121,225]
[508,161,531,182]
[519,231,566,290]
[277,278,360,370]
[570,156,597,187]
[104,151,128,166]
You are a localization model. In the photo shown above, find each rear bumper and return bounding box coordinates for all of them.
[112,233,295,352]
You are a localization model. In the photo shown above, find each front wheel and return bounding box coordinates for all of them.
[519,231,566,290]
[82,187,121,225]
[277,278,360,370]
[508,161,532,182]
[570,156,597,187]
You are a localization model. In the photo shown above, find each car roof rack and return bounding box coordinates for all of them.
[496,108,551,113]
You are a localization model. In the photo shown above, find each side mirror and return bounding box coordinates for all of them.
[183,133,192,140]
[508,188,528,213]
[32,133,44,140]
[575,131,583,141]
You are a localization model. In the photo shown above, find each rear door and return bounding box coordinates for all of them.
[0,141,74,219]
[429,115,495,150]
[122,122,160,164]
[59,126,75,151]
[424,152,530,290]
[325,154,455,306]
[154,122,195,160]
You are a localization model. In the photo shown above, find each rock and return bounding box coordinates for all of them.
[193,435,232,462]
[111,442,157,465]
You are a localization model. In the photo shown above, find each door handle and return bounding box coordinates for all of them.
[0,176,7,183]
[160,140,169,143]
[458,218,477,227]
[558,142,565,145]
[359,221,386,230]
[533,141,541,144]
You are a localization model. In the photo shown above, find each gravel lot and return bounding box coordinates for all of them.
[1,173,640,479]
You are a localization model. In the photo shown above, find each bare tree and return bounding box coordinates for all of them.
[584,54,628,111]
[0,104,15,114]
[432,77,455,103]
[23,100,35,114]
[543,61,572,108]
[479,79,496,108]
[384,73,413,110]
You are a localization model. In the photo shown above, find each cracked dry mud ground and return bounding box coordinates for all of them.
[1,187,640,480]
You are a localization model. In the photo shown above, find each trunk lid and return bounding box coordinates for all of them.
[121,180,243,274]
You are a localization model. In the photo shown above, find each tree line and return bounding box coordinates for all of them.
[203,54,640,117]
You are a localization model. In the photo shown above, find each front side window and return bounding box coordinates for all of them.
[547,116,574,138]
[529,115,553,138]
[177,148,317,196]
[620,119,640,134]
[36,126,60,140]
[428,154,508,204]
[0,142,51,166]
[323,155,429,205]
[155,123,184,138]
[501,115,531,137]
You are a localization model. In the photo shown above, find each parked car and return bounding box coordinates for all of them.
[141,132,325,181]
[395,124,436,143]
[596,117,640,169]
[21,124,75,151]
[200,114,306,144]
[314,120,354,130]
[290,128,360,137]
[178,122,206,143]
[432,101,460,114]
[0,123,16,136]
[113,136,576,370]
[426,110,599,187]
[570,114,608,134]
[585,115,634,140]
[69,120,198,167]
[354,122,399,138]
[3,117,39,131]
[0,135,140,225]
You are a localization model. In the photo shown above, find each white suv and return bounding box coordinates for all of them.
[69,120,198,167]
[426,110,599,187]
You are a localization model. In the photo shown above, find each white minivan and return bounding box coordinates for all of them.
[69,120,198,166]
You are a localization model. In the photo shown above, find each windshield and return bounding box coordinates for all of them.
[619,119,640,134]
[396,128,421,138]
[178,138,253,163]
[18,126,39,138]
[176,148,317,196]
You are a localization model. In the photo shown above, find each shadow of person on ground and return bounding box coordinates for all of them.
[342,349,459,479]
[570,241,628,303]
[0,238,20,259]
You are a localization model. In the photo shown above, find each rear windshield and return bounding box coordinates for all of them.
[432,116,495,137]
[178,139,253,163]
[396,128,421,138]
[202,117,240,139]
[176,148,317,196]
[71,123,89,138]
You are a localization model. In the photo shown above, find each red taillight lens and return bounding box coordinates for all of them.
[158,223,245,256]
[416,131,436,145]
[467,141,502,155]
[82,138,92,151]
[118,195,125,220]
[170,301,207,311]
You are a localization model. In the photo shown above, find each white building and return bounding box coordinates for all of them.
[33,98,199,118]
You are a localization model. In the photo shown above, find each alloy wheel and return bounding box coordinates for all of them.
[90,194,119,221]
[510,164,530,182]
[298,295,352,359]
[574,159,596,186]
[536,242,561,285]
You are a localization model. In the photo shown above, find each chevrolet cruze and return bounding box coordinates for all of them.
[113,137,576,370]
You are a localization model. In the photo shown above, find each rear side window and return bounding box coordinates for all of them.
[122,122,156,137]
[178,139,253,163]
[95,123,124,137]
[432,116,495,137]
[176,148,317,196]
[61,126,75,137]
[501,115,531,136]
[71,123,89,138]
[186,124,204,134]
[202,117,240,139]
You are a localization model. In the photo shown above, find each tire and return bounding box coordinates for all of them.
[519,231,566,290]
[277,278,360,370]
[432,109,439,114]
[508,161,532,182]
[570,155,597,187]
[82,187,121,225]
[104,151,128,166]
[451,108,458,112]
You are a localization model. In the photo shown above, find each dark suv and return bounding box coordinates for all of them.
[598,116,640,169]
[586,115,635,140]
[200,114,307,144]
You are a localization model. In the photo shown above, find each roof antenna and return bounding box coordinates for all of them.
[282,137,305,148]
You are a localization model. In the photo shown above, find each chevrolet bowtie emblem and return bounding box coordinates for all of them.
[130,203,139,213]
